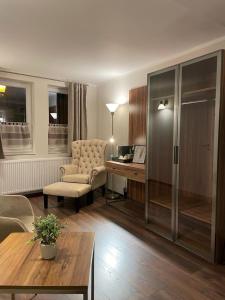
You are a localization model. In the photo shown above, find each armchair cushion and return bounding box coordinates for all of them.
[60,164,78,176]
[62,174,90,184]
[43,182,91,198]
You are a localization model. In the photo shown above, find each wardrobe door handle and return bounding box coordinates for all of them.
[174,146,179,164]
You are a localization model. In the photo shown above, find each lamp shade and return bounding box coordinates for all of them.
[158,100,168,110]
[106,103,119,113]
[50,113,57,119]
[158,101,166,110]
[0,85,6,93]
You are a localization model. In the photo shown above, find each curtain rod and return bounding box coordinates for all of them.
[0,69,89,86]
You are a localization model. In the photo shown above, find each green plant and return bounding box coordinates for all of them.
[30,214,63,245]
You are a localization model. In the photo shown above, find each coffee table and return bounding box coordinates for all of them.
[0,232,95,300]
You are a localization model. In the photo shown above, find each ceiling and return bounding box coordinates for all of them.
[0,0,225,84]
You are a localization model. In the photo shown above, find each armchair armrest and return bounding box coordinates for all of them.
[60,164,77,176]
[0,216,27,242]
[90,166,107,190]
[0,195,34,219]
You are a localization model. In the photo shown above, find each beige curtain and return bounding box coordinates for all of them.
[0,133,4,159]
[69,82,87,141]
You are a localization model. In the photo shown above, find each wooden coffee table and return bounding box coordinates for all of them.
[0,232,95,300]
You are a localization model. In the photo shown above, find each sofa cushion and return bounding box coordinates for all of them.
[62,174,90,184]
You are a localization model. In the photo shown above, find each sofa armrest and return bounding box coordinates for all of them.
[90,166,107,190]
[60,164,77,176]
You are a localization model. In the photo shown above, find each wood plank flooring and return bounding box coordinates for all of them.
[1,194,225,300]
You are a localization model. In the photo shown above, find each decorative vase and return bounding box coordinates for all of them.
[40,243,57,260]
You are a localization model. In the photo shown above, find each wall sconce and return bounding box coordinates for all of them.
[158,100,168,110]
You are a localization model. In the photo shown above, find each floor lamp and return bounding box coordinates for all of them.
[106,103,120,200]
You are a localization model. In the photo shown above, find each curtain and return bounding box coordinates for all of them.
[69,82,87,141]
[0,133,4,159]
[48,124,68,153]
[0,123,32,154]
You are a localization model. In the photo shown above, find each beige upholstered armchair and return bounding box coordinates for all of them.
[0,195,35,242]
[60,139,107,191]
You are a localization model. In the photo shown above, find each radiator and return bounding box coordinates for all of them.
[0,157,71,194]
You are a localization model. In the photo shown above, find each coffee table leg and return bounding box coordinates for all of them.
[11,294,15,300]
[83,291,88,300]
[92,249,94,300]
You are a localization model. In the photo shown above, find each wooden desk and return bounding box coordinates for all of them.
[105,160,145,183]
[0,232,95,300]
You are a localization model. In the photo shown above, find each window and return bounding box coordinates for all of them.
[48,87,68,153]
[0,80,32,154]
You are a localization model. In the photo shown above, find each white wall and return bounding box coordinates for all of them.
[97,36,225,194]
[0,72,98,159]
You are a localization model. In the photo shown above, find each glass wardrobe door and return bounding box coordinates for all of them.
[147,68,177,238]
[177,55,217,258]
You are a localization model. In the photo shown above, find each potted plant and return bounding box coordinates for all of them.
[30,214,63,260]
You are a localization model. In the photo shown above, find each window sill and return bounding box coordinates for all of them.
[48,152,70,156]
[4,151,37,157]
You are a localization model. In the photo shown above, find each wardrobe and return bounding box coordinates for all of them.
[146,50,225,263]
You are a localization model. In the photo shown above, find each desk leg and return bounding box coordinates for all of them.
[83,292,88,300]
[91,249,95,300]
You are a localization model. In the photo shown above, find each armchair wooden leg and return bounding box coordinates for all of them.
[75,198,80,213]
[57,196,64,203]
[101,185,106,197]
[44,194,48,209]
[87,190,94,205]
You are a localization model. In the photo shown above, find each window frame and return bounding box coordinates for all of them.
[0,78,33,155]
[48,86,69,154]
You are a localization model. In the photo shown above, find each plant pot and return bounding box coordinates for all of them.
[40,243,57,260]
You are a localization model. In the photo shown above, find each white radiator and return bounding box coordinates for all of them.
[0,157,71,194]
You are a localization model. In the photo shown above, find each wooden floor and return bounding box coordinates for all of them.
[109,198,145,221]
[1,194,225,300]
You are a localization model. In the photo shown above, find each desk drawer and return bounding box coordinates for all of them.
[106,165,145,183]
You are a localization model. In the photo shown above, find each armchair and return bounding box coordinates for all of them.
[60,139,107,191]
[0,195,35,242]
